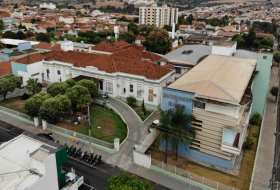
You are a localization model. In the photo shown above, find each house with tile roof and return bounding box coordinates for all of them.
[8,42,174,109]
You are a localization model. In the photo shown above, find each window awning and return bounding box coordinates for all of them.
[72,75,103,83]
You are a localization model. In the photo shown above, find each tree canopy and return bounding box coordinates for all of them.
[128,22,139,36]
[65,85,92,105]
[65,79,76,87]
[39,95,71,123]
[118,32,135,44]
[47,82,69,97]
[0,74,21,100]
[77,79,98,97]
[105,174,153,190]
[36,32,50,43]
[25,93,52,117]
[143,28,172,54]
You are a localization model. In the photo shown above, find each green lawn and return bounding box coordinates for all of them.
[58,105,127,143]
[0,97,27,114]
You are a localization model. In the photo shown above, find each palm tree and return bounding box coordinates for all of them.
[171,105,196,160]
[157,109,173,164]
[25,78,43,95]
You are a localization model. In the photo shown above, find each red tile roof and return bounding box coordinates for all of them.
[0,60,12,75]
[256,32,274,37]
[43,50,172,80]
[135,35,145,41]
[15,53,48,65]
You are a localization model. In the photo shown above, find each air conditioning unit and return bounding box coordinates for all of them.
[117,84,120,87]
[153,94,157,97]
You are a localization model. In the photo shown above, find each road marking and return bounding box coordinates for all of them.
[83,183,95,190]
[68,156,113,176]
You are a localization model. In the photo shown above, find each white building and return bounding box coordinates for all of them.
[0,133,70,190]
[9,41,175,110]
[40,3,56,10]
[139,4,178,28]
[59,16,74,24]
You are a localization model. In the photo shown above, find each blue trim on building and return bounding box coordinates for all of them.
[161,87,195,114]
[18,42,31,51]
[0,54,9,61]
[11,62,28,75]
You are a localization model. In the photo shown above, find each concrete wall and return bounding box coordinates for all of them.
[251,53,273,116]
[18,42,31,51]
[205,103,238,117]
[211,44,236,56]
[133,150,151,168]
[29,154,59,190]
[12,62,28,75]
[161,88,195,115]
[0,54,9,62]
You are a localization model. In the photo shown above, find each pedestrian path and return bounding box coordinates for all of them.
[250,66,278,190]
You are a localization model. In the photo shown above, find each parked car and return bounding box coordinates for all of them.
[149,119,160,132]
[37,133,54,141]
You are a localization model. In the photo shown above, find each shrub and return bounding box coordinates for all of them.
[249,112,262,126]
[243,137,254,150]
[126,96,136,107]
[21,93,30,100]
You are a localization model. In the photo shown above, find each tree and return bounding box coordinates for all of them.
[118,32,135,44]
[65,85,92,105]
[186,14,194,25]
[0,20,5,31]
[25,93,52,117]
[232,34,245,48]
[39,95,71,123]
[261,37,274,48]
[93,36,102,44]
[274,52,280,67]
[16,31,26,39]
[36,33,50,43]
[3,31,17,39]
[158,109,173,164]
[243,137,254,150]
[65,79,76,87]
[105,174,153,190]
[253,39,260,48]
[76,11,82,17]
[57,3,63,11]
[246,27,256,47]
[270,86,279,102]
[126,96,136,107]
[31,18,40,24]
[14,3,18,9]
[25,78,43,95]
[47,82,69,97]
[143,28,172,54]
[278,44,280,51]
[26,30,34,38]
[163,25,172,32]
[18,23,27,31]
[170,105,195,160]
[109,37,116,42]
[77,79,98,97]
[128,22,139,36]
[142,100,146,116]
[0,74,21,100]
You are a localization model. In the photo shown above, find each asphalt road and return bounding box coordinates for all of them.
[0,120,169,190]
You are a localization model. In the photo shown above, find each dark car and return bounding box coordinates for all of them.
[37,133,55,141]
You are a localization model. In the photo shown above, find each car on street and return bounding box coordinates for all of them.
[37,133,55,141]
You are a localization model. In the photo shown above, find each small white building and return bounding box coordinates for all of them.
[211,41,237,56]
[0,133,70,190]
[59,16,74,24]
[40,3,56,10]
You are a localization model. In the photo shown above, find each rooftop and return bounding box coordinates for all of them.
[168,55,257,104]
[0,39,39,46]
[163,44,211,65]
[0,133,63,190]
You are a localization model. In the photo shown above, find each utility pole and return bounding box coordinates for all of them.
[87,103,92,152]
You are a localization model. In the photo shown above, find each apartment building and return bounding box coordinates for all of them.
[161,55,257,169]
[139,4,178,28]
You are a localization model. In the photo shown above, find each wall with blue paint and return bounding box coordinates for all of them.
[3,49,13,54]
[161,140,235,169]
[251,53,273,116]
[0,54,9,61]
[11,62,28,75]
[161,88,194,114]
[18,42,31,51]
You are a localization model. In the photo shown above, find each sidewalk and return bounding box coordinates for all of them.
[0,110,204,190]
[250,66,278,189]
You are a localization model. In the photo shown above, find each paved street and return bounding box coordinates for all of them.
[0,121,169,190]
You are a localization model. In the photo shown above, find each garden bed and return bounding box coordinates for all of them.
[57,105,127,143]
[132,106,153,121]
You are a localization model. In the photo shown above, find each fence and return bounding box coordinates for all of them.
[46,123,114,150]
[151,159,238,190]
[0,106,34,125]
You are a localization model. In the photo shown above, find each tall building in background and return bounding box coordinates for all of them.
[139,4,178,28]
